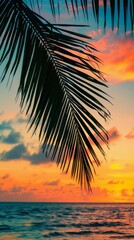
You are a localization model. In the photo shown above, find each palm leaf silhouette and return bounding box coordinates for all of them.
[29,0,134,33]
[2,0,133,189]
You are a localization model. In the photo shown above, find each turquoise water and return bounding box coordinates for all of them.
[0,202,134,239]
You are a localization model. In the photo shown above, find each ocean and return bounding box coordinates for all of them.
[0,202,134,239]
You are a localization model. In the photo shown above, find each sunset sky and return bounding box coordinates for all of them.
[0,0,134,202]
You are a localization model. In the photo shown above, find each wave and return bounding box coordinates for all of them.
[0,202,133,239]
[0,225,11,231]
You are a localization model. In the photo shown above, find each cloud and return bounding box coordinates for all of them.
[0,186,36,201]
[0,130,21,144]
[15,114,27,124]
[91,30,134,84]
[108,180,124,184]
[0,115,27,130]
[121,189,129,197]
[88,28,102,38]
[1,174,10,180]
[16,117,27,124]
[0,189,13,200]
[0,144,28,160]
[66,183,76,187]
[92,187,109,197]
[121,189,134,199]
[11,186,27,193]
[125,128,134,139]
[108,127,121,142]
[0,121,13,131]
[43,180,60,186]
[68,0,104,13]
[0,143,51,164]
[93,127,121,146]
[27,149,50,165]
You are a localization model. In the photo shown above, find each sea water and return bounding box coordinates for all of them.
[0,202,134,239]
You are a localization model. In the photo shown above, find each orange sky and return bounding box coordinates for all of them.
[0,26,134,202]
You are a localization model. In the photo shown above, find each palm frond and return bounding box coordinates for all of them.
[1,0,111,190]
[28,0,134,33]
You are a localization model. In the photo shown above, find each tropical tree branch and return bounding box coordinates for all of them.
[1,0,111,190]
[28,0,134,34]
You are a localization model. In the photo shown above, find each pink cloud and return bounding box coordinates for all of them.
[121,188,134,198]
[68,2,92,12]
[67,0,109,15]
[108,127,121,142]
[92,187,109,197]
[88,28,102,38]
[92,127,121,146]
[0,187,36,202]
[121,189,129,197]
[125,127,134,139]
[91,30,134,84]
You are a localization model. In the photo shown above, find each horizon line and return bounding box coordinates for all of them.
[0,201,134,204]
